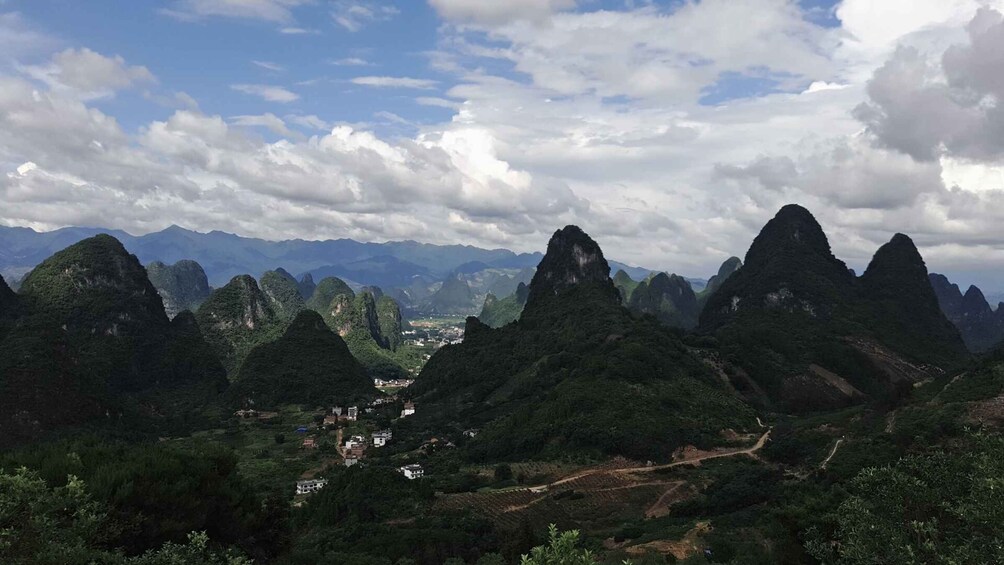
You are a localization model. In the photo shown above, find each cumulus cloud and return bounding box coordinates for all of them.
[0,74,586,250]
[855,8,1004,162]
[19,48,156,99]
[230,83,299,102]
[350,76,439,89]
[715,138,946,210]
[9,0,1004,288]
[434,0,836,104]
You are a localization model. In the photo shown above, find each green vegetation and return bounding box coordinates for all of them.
[0,235,226,446]
[231,310,376,407]
[312,288,414,380]
[806,431,1004,564]
[626,272,700,330]
[260,269,306,320]
[412,226,756,462]
[519,526,598,565]
[147,259,212,318]
[612,270,639,302]
[6,216,1004,565]
[0,439,285,563]
[478,283,528,328]
[0,467,253,565]
[196,275,285,378]
[378,295,406,350]
[426,274,476,314]
[307,276,355,311]
[699,205,969,411]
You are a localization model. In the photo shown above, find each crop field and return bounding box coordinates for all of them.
[435,465,694,533]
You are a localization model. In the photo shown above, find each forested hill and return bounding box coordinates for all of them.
[409,225,756,462]
[699,205,968,412]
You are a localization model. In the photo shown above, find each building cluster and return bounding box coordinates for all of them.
[374,378,414,389]
[295,479,327,495]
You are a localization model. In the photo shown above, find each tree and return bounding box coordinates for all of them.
[476,554,507,565]
[805,431,1004,564]
[0,467,252,565]
[520,525,597,565]
[0,467,109,565]
[494,464,513,482]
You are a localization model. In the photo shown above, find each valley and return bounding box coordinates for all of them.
[2,205,1004,565]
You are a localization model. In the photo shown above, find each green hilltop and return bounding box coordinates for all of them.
[477,281,529,328]
[147,259,212,318]
[0,235,225,445]
[699,204,968,411]
[230,309,376,407]
[196,274,285,378]
[409,225,756,462]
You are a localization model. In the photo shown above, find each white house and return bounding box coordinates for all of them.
[295,479,327,495]
[399,464,424,480]
[344,435,366,449]
[332,406,343,416]
[346,406,358,421]
[401,401,416,418]
[344,456,359,467]
[372,430,392,447]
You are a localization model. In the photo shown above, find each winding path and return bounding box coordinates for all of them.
[533,428,773,491]
[820,438,843,470]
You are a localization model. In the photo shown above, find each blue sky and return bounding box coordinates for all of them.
[8,1,451,136]
[6,0,843,136]
[3,0,1004,290]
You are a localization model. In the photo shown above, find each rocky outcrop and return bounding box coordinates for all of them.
[147,260,212,318]
[930,273,1004,352]
[526,225,619,307]
[260,269,306,320]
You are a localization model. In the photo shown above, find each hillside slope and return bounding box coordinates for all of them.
[409,225,756,462]
[699,205,968,411]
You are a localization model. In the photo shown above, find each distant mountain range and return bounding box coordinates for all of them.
[929,273,1004,353]
[0,225,664,291]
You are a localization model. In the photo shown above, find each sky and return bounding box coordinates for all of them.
[3,1,1004,292]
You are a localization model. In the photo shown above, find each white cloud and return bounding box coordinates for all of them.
[350,76,438,89]
[286,114,331,130]
[332,1,399,32]
[9,1,1004,289]
[428,0,577,25]
[162,0,310,23]
[252,60,284,72]
[331,57,371,66]
[416,96,460,109]
[855,8,1004,162]
[231,83,299,102]
[278,26,319,34]
[19,48,155,100]
[435,0,836,104]
[0,12,58,58]
[230,113,300,138]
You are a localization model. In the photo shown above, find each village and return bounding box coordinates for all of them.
[402,317,466,349]
[282,397,424,498]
